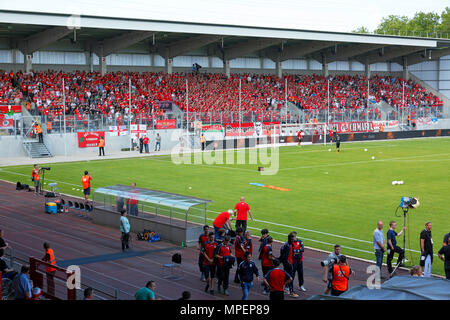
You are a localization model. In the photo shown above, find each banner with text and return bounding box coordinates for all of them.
[224,122,280,137]
[372,120,399,130]
[156,119,176,129]
[77,131,105,148]
[330,121,375,133]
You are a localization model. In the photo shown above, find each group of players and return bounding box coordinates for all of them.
[196,199,310,300]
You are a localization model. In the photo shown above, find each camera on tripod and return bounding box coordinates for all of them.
[400,197,419,210]
[41,167,51,171]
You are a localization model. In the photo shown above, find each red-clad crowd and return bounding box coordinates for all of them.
[0,70,443,122]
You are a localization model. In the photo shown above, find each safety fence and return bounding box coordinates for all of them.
[2,247,134,300]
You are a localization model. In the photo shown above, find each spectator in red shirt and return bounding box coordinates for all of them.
[143,135,149,154]
[213,210,233,238]
[234,197,253,232]
[263,259,292,301]
[202,232,218,295]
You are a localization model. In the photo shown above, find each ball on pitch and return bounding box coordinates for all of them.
[364,148,368,152]
[328,148,331,152]
[371,156,375,160]
[188,187,192,190]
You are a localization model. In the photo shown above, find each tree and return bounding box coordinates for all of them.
[407,12,441,35]
[374,15,409,35]
[352,26,370,34]
[437,7,450,34]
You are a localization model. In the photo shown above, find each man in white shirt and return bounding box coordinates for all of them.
[120,209,131,252]
[373,221,386,278]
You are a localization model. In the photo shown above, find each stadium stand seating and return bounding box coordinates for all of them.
[0,70,443,123]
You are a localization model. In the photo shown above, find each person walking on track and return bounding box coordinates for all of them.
[120,209,130,252]
[234,196,253,232]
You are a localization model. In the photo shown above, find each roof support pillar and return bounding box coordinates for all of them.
[365,62,371,79]
[165,57,173,74]
[402,56,409,81]
[276,60,282,78]
[322,56,328,78]
[224,60,230,78]
[24,54,32,74]
[99,56,107,76]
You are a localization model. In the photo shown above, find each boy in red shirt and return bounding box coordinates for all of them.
[215,235,233,295]
[234,227,245,283]
[261,236,274,294]
[202,232,218,295]
[197,225,210,282]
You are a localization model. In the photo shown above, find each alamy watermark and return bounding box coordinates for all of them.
[170,132,280,175]
[66,265,81,290]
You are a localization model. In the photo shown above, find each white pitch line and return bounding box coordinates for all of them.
[0,170,81,187]
[279,152,450,171]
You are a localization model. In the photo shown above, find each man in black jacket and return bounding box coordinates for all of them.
[236,251,259,300]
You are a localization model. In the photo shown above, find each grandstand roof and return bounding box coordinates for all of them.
[0,4,449,66]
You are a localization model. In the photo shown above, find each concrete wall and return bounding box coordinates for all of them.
[44,128,185,157]
[0,128,186,158]
[0,135,27,158]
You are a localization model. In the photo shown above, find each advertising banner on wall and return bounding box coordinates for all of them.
[224,122,280,137]
[330,121,375,133]
[0,116,13,129]
[372,120,399,131]
[202,124,224,140]
[77,131,105,148]
[156,119,176,129]
[0,105,22,120]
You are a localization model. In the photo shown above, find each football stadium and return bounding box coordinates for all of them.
[0,1,449,307]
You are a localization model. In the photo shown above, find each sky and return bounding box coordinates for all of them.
[0,0,448,32]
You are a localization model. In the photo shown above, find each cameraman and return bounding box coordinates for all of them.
[31,164,41,194]
[322,244,341,294]
[330,255,354,296]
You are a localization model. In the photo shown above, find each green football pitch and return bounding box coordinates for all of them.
[1,137,449,276]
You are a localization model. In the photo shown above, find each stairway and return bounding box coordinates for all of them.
[23,141,53,158]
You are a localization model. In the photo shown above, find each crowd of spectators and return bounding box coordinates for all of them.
[0,70,443,124]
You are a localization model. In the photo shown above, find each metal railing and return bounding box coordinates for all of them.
[3,247,133,300]
[353,30,450,39]
[0,104,445,137]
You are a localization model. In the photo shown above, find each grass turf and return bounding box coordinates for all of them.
[1,137,449,276]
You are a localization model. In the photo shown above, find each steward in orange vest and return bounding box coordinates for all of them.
[98,136,105,156]
[43,246,56,272]
[42,242,57,295]
[331,255,354,296]
[32,164,41,194]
